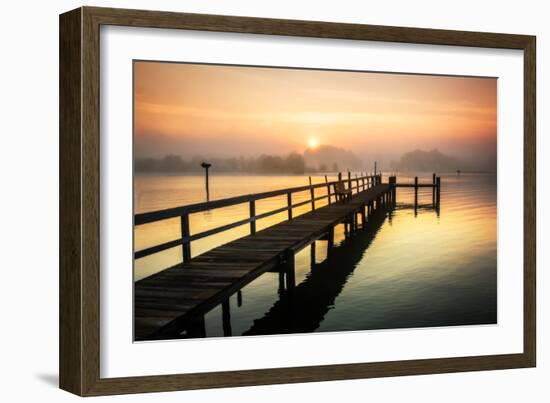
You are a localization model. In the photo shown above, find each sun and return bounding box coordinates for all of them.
[307,137,319,149]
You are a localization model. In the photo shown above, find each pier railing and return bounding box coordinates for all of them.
[134,172,382,263]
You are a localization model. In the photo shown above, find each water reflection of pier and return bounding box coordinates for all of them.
[243,207,391,336]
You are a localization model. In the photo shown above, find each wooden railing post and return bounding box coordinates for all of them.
[347,171,352,193]
[287,192,293,220]
[180,213,191,263]
[325,175,331,204]
[436,176,441,204]
[249,200,256,234]
[309,176,315,210]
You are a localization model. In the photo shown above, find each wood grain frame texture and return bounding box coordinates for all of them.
[59,6,536,396]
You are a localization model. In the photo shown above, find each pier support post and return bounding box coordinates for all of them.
[310,241,316,269]
[237,290,243,307]
[337,172,343,201]
[186,315,206,338]
[432,173,436,205]
[344,217,349,237]
[327,227,334,259]
[391,176,397,205]
[436,176,441,205]
[361,205,367,228]
[278,271,285,295]
[414,176,419,215]
[284,251,296,291]
[222,299,232,337]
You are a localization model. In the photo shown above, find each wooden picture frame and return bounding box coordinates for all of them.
[59,6,536,396]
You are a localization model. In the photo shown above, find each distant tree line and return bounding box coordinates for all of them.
[135,153,311,174]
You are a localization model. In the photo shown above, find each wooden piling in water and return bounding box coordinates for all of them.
[390,176,397,204]
[436,176,441,205]
[237,290,243,307]
[327,226,334,259]
[310,241,316,268]
[222,299,232,336]
[201,162,211,201]
[432,173,436,205]
[186,315,206,338]
[414,176,419,216]
[278,271,285,294]
[284,251,296,290]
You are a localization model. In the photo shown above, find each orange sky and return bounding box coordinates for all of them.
[134,61,496,161]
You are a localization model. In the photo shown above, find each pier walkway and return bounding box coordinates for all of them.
[134,173,439,340]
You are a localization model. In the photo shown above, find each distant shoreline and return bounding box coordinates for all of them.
[134,170,496,177]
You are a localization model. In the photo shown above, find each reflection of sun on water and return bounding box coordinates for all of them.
[307,137,319,149]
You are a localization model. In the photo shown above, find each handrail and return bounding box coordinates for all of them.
[135,174,379,225]
[134,173,382,262]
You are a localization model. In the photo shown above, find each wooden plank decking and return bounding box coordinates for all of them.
[135,183,391,340]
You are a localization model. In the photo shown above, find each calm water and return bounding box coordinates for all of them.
[134,172,497,337]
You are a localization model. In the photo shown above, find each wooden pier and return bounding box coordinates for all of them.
[134,173,440,340]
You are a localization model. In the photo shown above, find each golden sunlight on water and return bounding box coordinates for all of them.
[134,172,496,335]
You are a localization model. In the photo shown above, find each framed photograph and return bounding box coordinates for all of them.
[59,6,536,396]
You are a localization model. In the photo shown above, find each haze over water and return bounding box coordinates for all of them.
[134,172,497,336]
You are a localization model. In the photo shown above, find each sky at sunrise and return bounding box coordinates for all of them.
[134,61,497,162]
